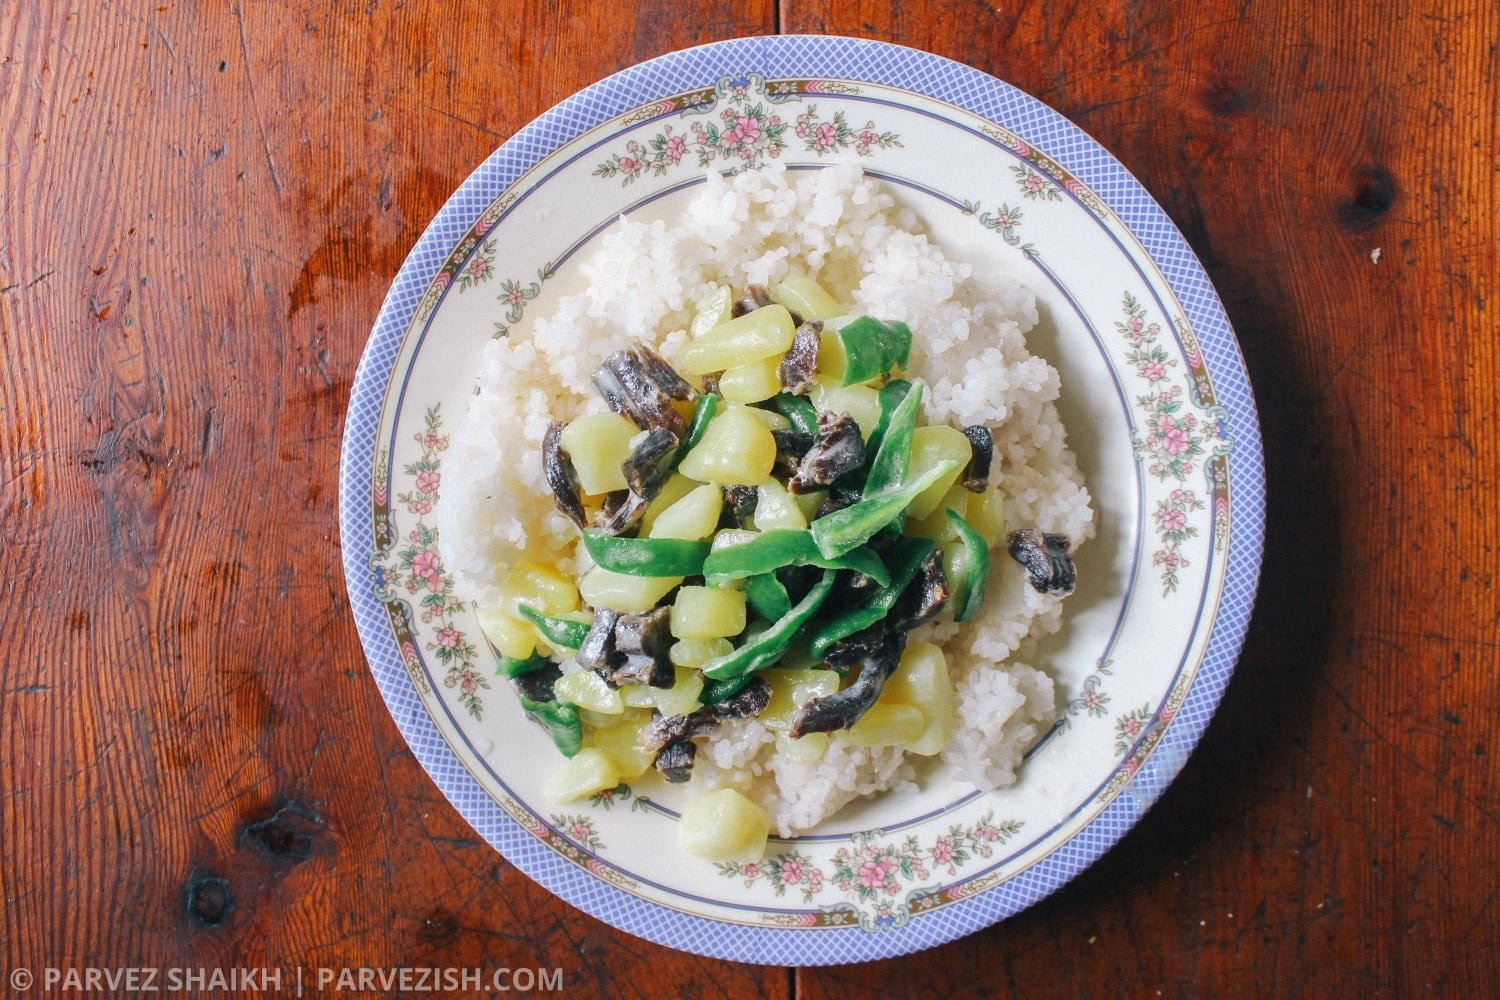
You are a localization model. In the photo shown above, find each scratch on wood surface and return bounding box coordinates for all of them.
[427,103,503,139]
[233,3,284,195]
[1318,674,1499,824]
[1,271,54,295]
[151,16,177,58]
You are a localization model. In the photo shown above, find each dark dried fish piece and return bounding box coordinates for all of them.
[791,412,866,494]
[621,427,679,500]
[721,485,759,528]
[593,345,692,434]
[597,490,648,536]
[731,283,774,317]
[889,549,951,631]
[771,428,814,478]
[711,675,771,720]
[1007,528,1076,596]
[789,632,906,737]
[614,606,673,658]
[542,421,587,529]
[655,740,696,782]
[634,343,695,400]
[822,625,885,668]
[815,488,859,519]
[613,654,675,688]
[609,607,674,688]
[511,661,563,703]
[962,425,994,492]
[638,708,718,753]
[778,320,823,394]
[577,608,623,673]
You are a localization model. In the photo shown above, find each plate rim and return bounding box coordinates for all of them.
[338,33,1265,965]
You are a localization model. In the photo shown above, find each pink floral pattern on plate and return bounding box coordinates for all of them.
[371,405,489,718]
[717,813,1021,930]
[594,76,900,184]
[1116,292,1229,594]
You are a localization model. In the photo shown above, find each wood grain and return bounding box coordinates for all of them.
[783,1,1500,996]
[2,0,1496,995]
[1,2,787,995]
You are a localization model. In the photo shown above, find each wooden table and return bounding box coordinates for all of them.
[4,2,1495,995]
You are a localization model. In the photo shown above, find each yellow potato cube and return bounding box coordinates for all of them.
[503,561,580,617]
[671,586,747,640]
[576,707,624,729]
[838,702,925,748]
[677,304,796,375]
[690,285,733,338]
[719,355,784,404]
[668,638,734,669]
[816,326,848,382]
[808,379,882,440]
[678,788,771,862]
[587,714,655,779]
[775,730,829,763]
[758,668,841,732]
[618,665,706,716]
[475,605,538,659]
[740,406,791,431]
[638,474,699,537]
[553,670,624,715]
[543,748,620,803]
[792,488,826,523]
[905,485,970,542]
[966,485,1007,546]
[648,484,724,541]
[770,275,845,322]
[579,566,683,614]
[883,642,957,755]
[560,412,640,496]
[906,425,972,518]
[752,479,807,532]
[678,407,777,485]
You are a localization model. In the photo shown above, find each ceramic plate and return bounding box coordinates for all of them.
[339,35,1264,964]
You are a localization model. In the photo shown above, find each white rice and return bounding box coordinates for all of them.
[438,161,1094,837]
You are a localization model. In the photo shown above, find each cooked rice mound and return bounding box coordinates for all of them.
[439,161,1094,837]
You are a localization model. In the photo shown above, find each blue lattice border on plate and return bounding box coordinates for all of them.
[339,35,1265,965]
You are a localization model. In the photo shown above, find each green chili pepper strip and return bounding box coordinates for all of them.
[863,379,913,459]
[807,537,936,659]
[518,696,583,757]
[744,572,792,621]
[517,605,590,650]
[675,392,719,465]
[810,459,960,559]
[497,651,551,679]
[701,570,837,681]
[837,316,913,385]
[863,380,923,496]
[582,529,709,577]
[944,508,991,623]
[703,529,890,587]
[772,392,819,437]
[702,673,756,706]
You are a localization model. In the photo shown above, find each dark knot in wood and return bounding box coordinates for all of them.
[183,874,234,927]
[239,800,324,863]
[1337,165,1397,232]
